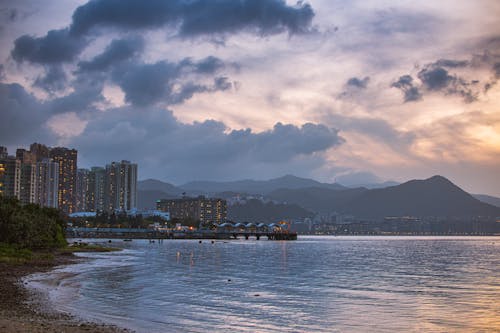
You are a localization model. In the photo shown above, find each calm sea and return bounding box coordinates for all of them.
[27,236,500,332]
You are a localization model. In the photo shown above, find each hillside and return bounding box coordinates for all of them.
[227,199,314,223]
[138,179,183,195]
[137,190,178,210]
[338,176,500,219]
[268,187,367,213]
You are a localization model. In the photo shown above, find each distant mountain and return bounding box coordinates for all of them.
[138,179,183,195]
[268,187,367,213]
[180,175,345,195]
[137,190,178,210]
[473,194,500,208]
[346,181,400,189]
[339,176,500,219]
[228,199,314,223]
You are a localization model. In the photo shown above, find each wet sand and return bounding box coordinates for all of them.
[0,253,132,333]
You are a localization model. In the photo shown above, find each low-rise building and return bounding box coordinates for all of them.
[156,196,227,224]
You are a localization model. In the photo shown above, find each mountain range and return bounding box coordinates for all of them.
[179,174,345,194]
[137,175,500,219]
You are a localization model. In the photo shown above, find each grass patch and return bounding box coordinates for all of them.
[0,243,33,264]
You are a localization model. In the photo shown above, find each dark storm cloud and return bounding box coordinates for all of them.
[485,62,500,92]
[392,57,484,103]
[0,64,5,80]
[433,59,469,68]
[417,66,478,102]
[33,65,67,93]
[111,59,233,106]
[417,67,453,91]
[0,8,18,23]
[391,75,422,102]
[70,108,342,181]
[192,56,225,74]
[213,76,232,90]
[167,77,232,105]
[11,28,87,64]
[493,62,500,78]
[111,60,180,106]
[346,76,369,89]
[69,0,314,37]
[77,37,144,72]
[0,83,53,145]
[176,0,315,36]
[48,84,104,115]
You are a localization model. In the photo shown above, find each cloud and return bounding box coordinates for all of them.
[0,8,18,22]
[33,65,67,93]
[418,67,453,90]
[392,57,485,103]
[191,56,226,74]
[391,75,422,102]
[0,83,53,145]
[166,77,233,105]
[323,112,415,153]
[494,62,500,78]
[433,59,469,68]
[70,107,343,182]
[346,76,369,89]
[110,60,179,106]
[417,65,478,102]
[110,59,233,106]
[77,36,144,72]
[370,9,438,36]
[11,28,87,64]
[176,0,315,36]
[69,0,315,37]
[48,84,104,115]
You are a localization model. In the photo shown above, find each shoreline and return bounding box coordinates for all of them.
[0,252,132,333]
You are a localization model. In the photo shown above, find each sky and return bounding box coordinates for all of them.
[0,0,499,196]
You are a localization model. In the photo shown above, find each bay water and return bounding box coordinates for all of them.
[27,236,500,332]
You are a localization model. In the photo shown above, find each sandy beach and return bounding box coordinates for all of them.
[0,254,132,333]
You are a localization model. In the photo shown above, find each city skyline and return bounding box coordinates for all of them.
[0,143,138,213]
[0,1,499,196]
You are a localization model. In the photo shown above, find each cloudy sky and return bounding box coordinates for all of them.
[1,0,499,195]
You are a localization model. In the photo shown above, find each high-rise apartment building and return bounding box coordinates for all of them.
[0,146,7,196]
[35,158,59,208]
[104,160,138,212]
[16,149,37,204]
[0,146,8,159]
[0,156,21,199]
[87,167,106,212]
[29,143,50,162]
[1,144,139,216]
[157,197,227,224]
[50,147,77,213]
[76,168,90,212]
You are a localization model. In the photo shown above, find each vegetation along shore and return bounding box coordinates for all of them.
[0,196,129,333]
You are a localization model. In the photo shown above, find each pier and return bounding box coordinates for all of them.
[66,227,297,241]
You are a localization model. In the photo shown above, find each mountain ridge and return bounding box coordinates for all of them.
[137,175,500,219]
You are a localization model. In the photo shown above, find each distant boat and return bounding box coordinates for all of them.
[123,239,132,242]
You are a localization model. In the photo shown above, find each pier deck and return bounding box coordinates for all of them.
[66,228,297,241]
